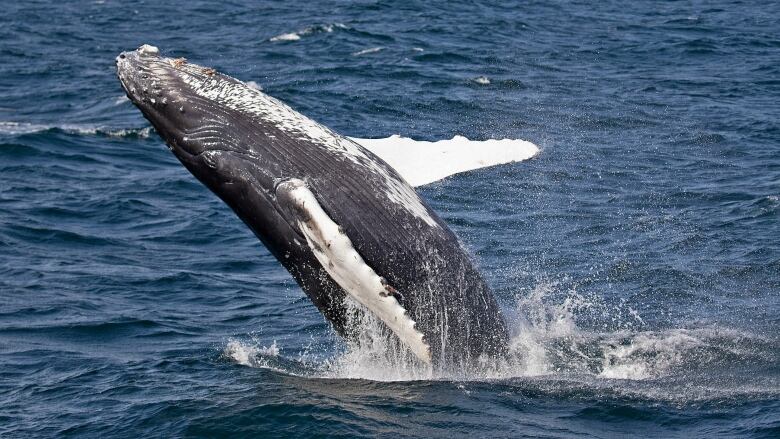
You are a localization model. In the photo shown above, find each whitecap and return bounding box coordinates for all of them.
[352,47,384,56]
[0,121,49,135]
[318,23,347,33]
[270,32,301,42]
[270,23,347,42]
[0,121,152,138]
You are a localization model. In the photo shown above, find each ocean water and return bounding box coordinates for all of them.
[1,0,779,437]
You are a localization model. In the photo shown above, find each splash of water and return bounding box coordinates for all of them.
[224,280,759,385]
[223,338,279,368]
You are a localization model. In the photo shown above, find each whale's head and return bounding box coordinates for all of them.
[116,44,272,191]
[116,45,198,154]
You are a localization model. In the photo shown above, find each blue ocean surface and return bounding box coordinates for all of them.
[1,0,779,437]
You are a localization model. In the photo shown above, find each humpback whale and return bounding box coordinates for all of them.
[116,44,509,367]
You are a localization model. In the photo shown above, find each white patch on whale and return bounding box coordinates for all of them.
[175,61,438,227]
[277,179,432,364]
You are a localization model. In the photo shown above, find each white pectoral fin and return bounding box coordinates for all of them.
[353,135,539,187]
[276,179,431,364]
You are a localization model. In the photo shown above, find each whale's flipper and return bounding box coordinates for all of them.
[353,135,539,187]
[275,179,432,364]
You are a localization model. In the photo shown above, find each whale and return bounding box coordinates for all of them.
[116,44,509,367]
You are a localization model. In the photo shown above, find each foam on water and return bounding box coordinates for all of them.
[269,23,347,43]
[223,279,771,395]
[223,338,279,368]
[0,121,152,138]
[269,33,300,42]
[352,47,384,56]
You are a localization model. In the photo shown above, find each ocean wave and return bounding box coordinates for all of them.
[352,46,384,56]
[269,23,348,43]
[0,121,153,138]
[269,33,300,42]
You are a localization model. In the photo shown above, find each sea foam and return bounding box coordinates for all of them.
[0,121,152,138]
[224,279,762,389]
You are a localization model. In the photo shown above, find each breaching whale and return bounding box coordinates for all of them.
[116,44,510,367]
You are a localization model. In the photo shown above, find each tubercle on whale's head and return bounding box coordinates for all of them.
[115,45,225,161]
[115,45,276,209]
